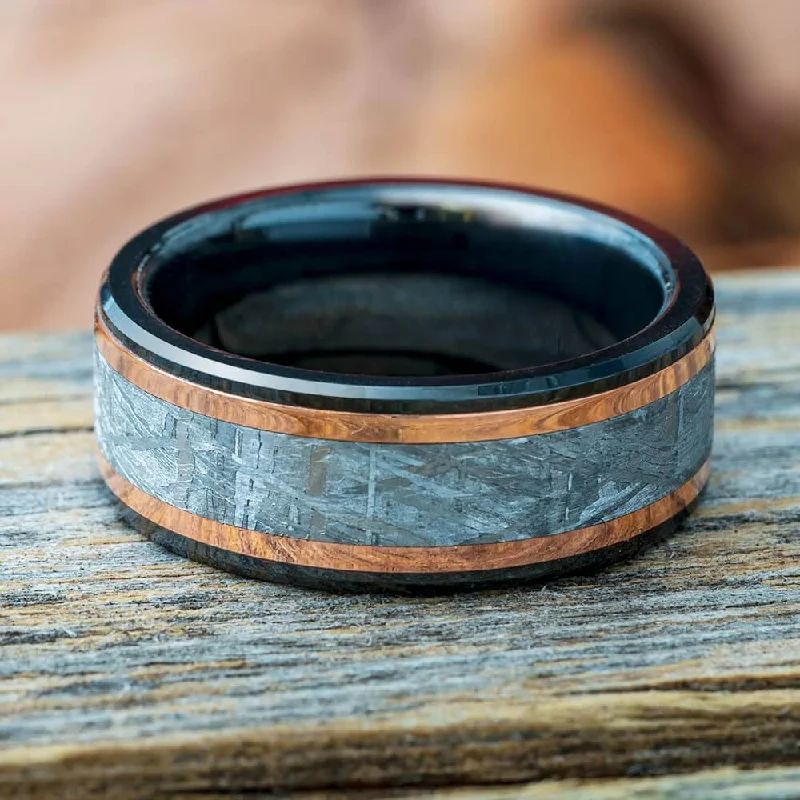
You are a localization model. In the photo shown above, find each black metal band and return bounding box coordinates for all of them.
[96,178,716,592]
[100,178,714,414]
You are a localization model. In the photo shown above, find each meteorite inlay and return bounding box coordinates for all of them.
[95,350,714,549]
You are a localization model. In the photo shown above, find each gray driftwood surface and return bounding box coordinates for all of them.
[1,270,800,799]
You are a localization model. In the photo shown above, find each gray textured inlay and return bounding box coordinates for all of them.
[95,352,714,547]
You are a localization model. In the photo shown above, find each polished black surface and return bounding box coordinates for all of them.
[189,272,619,376]
[102,179,714,413]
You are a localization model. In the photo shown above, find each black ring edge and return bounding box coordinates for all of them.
[110,490,706,596]
[101,178,714,414]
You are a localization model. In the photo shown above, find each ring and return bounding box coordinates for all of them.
[95,178,715,592]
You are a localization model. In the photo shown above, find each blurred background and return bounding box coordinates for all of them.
[2,0,799,330]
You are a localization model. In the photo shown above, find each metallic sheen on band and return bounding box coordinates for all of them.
[99,455,710,574]
[95,311,714,444]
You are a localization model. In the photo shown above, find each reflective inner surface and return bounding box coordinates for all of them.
[144,187,670,377]
[193,273,617,376]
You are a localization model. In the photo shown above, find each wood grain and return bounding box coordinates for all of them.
[185,767,800,799]
[95,313,715,443]
[2,271,800,798]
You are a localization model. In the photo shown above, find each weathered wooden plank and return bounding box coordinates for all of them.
[1,271,800,798]
[259,767,800,799]
[7,766,800,800]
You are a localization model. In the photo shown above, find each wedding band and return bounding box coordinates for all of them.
[95,179,715,591]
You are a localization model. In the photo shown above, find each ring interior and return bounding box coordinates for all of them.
[142,185,673,378]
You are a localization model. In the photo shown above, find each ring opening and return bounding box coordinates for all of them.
[143,186,672,378]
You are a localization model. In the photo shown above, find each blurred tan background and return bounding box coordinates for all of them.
[2,0,800,331]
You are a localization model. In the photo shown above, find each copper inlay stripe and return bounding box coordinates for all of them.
[95,312,714,444]
[99,455,710,574]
